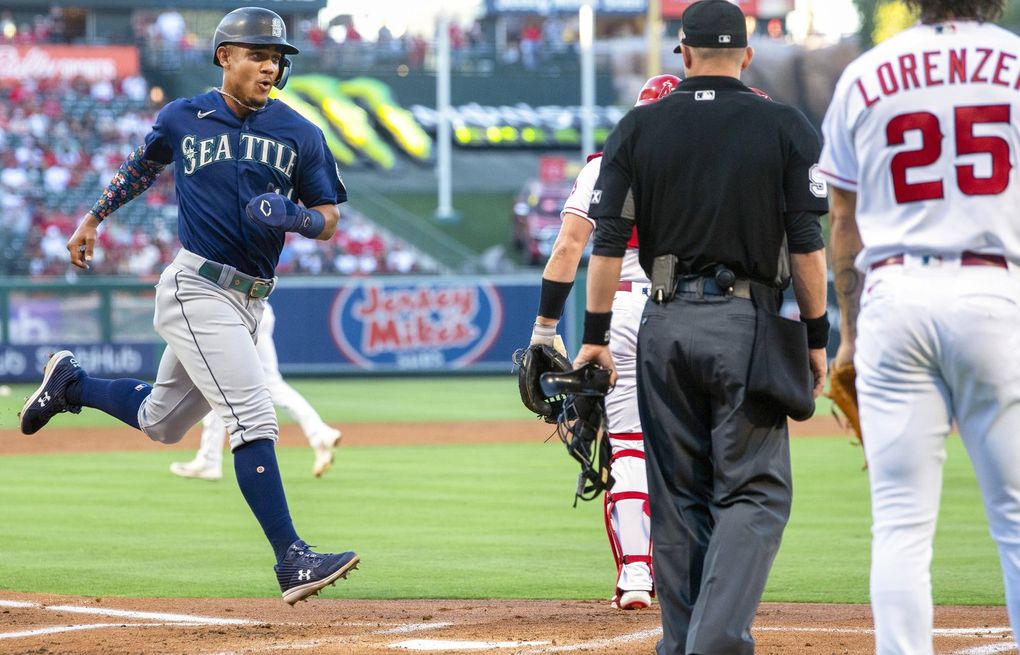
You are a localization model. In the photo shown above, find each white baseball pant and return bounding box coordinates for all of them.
[605,281,654,596]
[856,258,1020,655]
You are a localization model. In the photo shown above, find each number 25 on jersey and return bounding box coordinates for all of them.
[888,104,1012,204]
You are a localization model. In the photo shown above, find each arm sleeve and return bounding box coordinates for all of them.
[89,144,167,221]
[785,211,824,253]
[589,115,635,257]
[783,107,830,214]
[296,130,348,207]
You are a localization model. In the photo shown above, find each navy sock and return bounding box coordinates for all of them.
[66,376,151,429]
[233,439,300,563]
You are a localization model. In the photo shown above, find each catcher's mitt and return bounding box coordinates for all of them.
[541,363,615,505]
[513,344,572,423]
[827,361,862,445]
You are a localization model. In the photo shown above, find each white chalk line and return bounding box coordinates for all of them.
[0,623,172,640]
[390,639,550,651]
[205,620,452,648]
[518,627,662,654]
[0,597,259,641]
[954,644,1018,655]
[374,622,456,635]
[756,625,1013,637]
[45,603,258,625]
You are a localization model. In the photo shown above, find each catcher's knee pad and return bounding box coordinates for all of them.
[604,432,653,595]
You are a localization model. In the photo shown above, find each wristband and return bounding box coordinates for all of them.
[538,278,574,320]
[582,311,612,345]
[801,312,830,349]
[295,207,326,239]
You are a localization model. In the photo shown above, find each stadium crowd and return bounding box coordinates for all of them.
[0,76,438,278]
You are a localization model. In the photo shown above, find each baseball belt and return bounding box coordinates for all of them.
[197,261,275,299]
[676,276,752,299]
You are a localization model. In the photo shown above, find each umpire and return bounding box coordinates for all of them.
[574,1,829,653]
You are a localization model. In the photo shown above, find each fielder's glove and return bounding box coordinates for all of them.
[826,361,862,445]
[514,340,572,423]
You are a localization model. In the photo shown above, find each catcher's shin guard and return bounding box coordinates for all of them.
[604,432,654,605]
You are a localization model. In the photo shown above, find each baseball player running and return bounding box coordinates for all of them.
[18,7,358,605]
[530,75,680,611]
[819,0,1020,651]
[170,301,342,481]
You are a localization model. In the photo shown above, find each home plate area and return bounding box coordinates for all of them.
[0,594,1014,654]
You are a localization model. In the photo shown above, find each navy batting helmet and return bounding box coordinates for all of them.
[212,7,299,89]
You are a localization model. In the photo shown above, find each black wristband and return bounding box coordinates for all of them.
[582,311,613,345]
[801,312,830,349]
[538,278,574,320]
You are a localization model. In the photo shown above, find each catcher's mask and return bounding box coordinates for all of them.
[541,364,615,505]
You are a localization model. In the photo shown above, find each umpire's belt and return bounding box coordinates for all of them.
[176,249,276,299]
[676,275,752,299]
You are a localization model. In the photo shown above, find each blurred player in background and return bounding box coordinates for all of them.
[528,74,681,611]
[170,301,342,481]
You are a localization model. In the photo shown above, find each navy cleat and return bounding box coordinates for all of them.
[19,350,85,435]
[275,539,359,605]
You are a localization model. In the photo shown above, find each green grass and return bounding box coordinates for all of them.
[0,433,1005,604]
[0,376,534,431]
[383,192,521,259]
[0,377,835,431]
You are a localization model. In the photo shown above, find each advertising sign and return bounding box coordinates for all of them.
[270,277,554,374]
[0,45,140,81]
[0,343,161,383]
[663,0,758,19]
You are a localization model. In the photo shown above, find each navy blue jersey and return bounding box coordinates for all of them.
[143,90,347,278]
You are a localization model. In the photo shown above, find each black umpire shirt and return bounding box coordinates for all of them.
[590,76,827,283]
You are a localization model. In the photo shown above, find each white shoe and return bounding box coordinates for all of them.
[170,458,222,481]
[616,590,652,610]
[312,428,342,478]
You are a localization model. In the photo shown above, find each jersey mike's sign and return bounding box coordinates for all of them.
[0,45,140,81]
[329,282,504,370]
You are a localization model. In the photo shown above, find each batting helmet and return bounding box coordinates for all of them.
[212,7,299,89]
[635,74,681,106]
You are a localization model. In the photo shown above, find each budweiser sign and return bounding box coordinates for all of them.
[0,45,140,82]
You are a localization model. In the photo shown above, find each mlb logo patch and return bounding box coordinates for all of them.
[718,34,732,44]
[695,90,716,101]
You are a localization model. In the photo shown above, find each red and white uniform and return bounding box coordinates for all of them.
[563,154,653,600]
[820,20,1020,655]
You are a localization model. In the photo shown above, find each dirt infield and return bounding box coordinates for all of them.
[2,416,1003,655]
[0,592,1013,654]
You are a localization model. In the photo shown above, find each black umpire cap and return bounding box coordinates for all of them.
[674,0,748,52]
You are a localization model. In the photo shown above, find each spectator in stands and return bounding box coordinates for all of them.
[154,9,185,47]
[387,244,416,274]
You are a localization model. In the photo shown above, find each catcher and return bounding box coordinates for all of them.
[514,74,681,612]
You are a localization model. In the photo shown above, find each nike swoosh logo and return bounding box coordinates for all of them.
[197,109,216,119]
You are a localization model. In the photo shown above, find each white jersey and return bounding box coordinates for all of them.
[562,156,647,283]
[819,21,1020,269]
